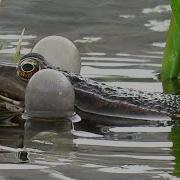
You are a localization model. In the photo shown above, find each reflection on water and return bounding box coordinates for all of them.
[0,117,178,179]
[162,79,180,95]
[74,37,102,43]
[170,125,180,177]
[142,5,171,14]
[0,0,179,179]
[144,19,170,32]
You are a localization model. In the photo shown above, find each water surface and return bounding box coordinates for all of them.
[0,0,180,179]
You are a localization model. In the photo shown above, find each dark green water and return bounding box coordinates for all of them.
[0,0,179,179]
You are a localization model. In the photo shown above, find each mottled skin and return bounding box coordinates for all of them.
[65,72,180,123]
[0,62,179,125]
[68,72,180,115]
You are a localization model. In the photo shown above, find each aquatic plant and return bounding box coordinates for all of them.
[161,1,180,80]
[13,28,25,62]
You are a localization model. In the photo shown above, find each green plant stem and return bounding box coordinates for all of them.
[161,1,180,80]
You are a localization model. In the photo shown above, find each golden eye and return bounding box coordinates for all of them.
[17,59,40,81]
[17,53,48,81]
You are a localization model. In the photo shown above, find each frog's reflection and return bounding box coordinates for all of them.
[23,117,74,153]
[0,115,77,163]
[1,111,180,179]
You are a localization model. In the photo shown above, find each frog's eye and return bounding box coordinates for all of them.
[21,62,35,72]
[16,53,49,81]
[17,59,40,81]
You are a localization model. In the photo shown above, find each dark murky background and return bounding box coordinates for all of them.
[0,0,179,179]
